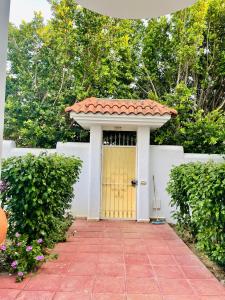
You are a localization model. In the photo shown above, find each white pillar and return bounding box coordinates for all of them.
[88,125,102,220]
[137,126,150,222]
[0,0,11,176]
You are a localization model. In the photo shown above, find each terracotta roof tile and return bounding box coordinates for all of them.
[65,97,177,116]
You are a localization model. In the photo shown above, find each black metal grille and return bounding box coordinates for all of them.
[103,131,136,146]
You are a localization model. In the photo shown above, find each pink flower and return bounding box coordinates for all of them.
[17,242,21,246]
[0,245,6,251]
[11,261,18,269]
[18,271,24,277]
[37,239,43,244]
[35,255,44,261]
[26,246,33,252]
[15,232,20,238]
[0,180,7,192]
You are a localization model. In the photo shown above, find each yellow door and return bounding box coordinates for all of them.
[101,146,136,219]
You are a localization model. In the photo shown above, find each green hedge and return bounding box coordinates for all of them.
[1,153,82,247]
[167,161,225,265]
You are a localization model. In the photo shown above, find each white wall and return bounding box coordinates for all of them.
[56,142,89,218]
[150,146,184,222]
[2,140,224,222]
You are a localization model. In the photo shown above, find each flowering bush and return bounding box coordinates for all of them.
[0,233,55,281]
[0,153,82,247]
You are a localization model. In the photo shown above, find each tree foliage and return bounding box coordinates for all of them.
[5,0,225,152]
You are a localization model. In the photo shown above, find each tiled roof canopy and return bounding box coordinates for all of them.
[65,97,177,116]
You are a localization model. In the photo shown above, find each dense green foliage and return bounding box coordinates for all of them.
[167,161,225,265]
[5,0,225,152]
[152,84,225,153]
[0,153,82,246]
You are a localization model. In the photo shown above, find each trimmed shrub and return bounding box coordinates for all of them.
[167,161,225,265]
[0,153,82,247]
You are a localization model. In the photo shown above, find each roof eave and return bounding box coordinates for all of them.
[69,112,171,131]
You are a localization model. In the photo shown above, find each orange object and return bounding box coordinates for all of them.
[0,208,7,245]
[65,97,177,116]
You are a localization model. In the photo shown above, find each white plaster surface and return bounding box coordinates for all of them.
[150,146,184,223]
[87,126,102,220]
[137,127,151,221]
[57,142,90,217]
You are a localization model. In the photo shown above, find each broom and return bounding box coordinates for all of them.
[151,175,165,225]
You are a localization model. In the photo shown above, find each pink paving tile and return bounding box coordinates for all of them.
[67,262,97,276]
[103,232,122,239]
[126,264,153,278]
[24,274,62,291]
[98,253,124,264]
[182,266,214,279]
[200,297,225,300]
[0,276,30,290]
[104,221,124,227]
[101,245,123,253]
[127,295,163,300]
[161,233,180,239]
[123,239,143,246]
[125,254,150,265]
[72,253,99,263]
[147,246,171,255]
[76,245,102,253]
[166,240,186,247]
[123,232,142,239]
[67,238,102,244]
[54,292,90,300]
[153,265,185,279]
[76,226,103,232]
[174,255,203,267]
[142,233,163,240]
[16,291,55,300]
[96,263,125,277]
[56,253,80,263]
[1,220,225,300]
[59,275,94,293]
[168,246,193,255]
[148,255,177,266]
[100,238,123,246]
[163,296,200,300]
[93,276,125,294]
[92,294,126,300]
[189,279,225,296]
[104,227,122,233]
[0,289,20,300]
[126,277,160,294]
[121,227,141,233]
[157,278,194,295]
[53,243,77,253]
[76,232,104,238]
[124,244,147,254]
[39,262,70,274]
[144,240,168,247]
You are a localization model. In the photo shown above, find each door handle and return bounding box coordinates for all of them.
[131,179,138,187]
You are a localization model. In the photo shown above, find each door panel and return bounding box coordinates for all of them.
[101,146,136,219]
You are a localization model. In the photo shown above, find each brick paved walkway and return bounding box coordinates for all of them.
[0,220,225,299]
